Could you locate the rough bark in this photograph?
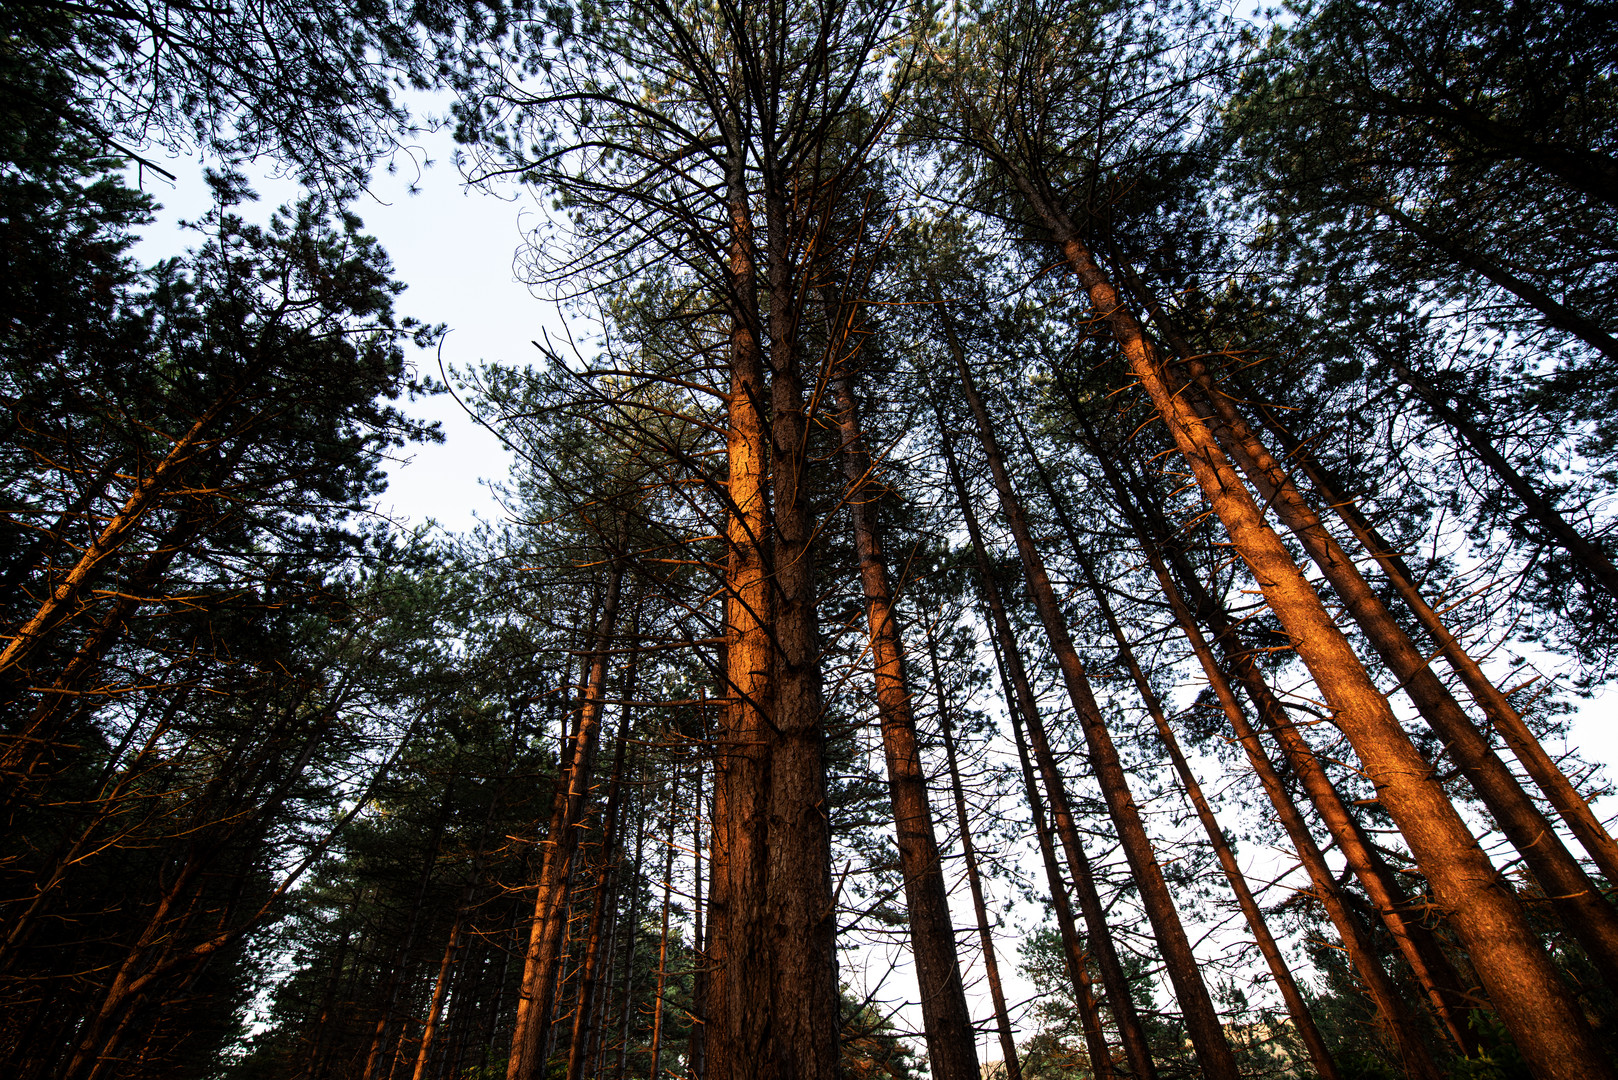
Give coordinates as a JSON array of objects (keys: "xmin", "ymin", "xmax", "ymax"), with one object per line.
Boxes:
[
  {"xmin": 755, "ymin": 185, "xmax": 838, "ymax": 1080},
  {"xmin": 833, "ymin": 372, "xmax": 980, "ymax": 1080},
  {"xmin": 1019, "ymin": 191, "xmax": 1610, "ymax": 1078},
  {"xmin": 715, "ymin": 125, "xmax": 770, "ymax": 1080}
]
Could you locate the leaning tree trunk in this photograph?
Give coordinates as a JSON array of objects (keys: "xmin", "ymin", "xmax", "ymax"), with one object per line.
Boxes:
[
  {"xmin": 932, "ymin": 385, "xmax": 1141, "ymax": 1080},
  {"xmin": 1081, "ymin": 406, "xmax": 1482, "ymax": 1055},
  {"xmin": 508, "ymin": 563, "xmax": 625, "ymax": 1080},
  {"xmin": 1010, "ymin": 417, "xmax": 1340, "ymax": 1080},
  {"xmin": 1168, "ymin": 363, "xmax": 1618, "ymax": 991},
  {"xmin": 832, "ymin": 372, "xmax": 980, "ymax": 1080},
  {"xmin": 939, "ymin": 307, "xmax": 1240, "ymax": 1080},
  {"xmin": 1248, "ymin": 399, "xmax": 1618, "ymax": 888},
  {"xmin": 994, "ymin": 631, "xmax": 1118, "ymax": 1080},
  {"xmin": 999, "ymin": 159, "xmax": 1610, "ymax": 1077}
]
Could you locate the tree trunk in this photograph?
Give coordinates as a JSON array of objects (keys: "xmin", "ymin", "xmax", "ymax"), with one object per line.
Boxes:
[
  {"xmin": 0, "ymin": 390, "xmax": 236, "ymax": 681},
  {"xmin": 508, "ymin": 564, "xmax": 625, "ymax": 1080},
  {"xmin": 939, "ymin": 304, "xmax": 1240, "ymax": 1080},
  {"xmin": 1252, "ymin": 407, "xmax": 1618, "ymax": 887},
  {"xmin": 994, "ymin": 631, "xmax": 1118, "ymax": 1080},
  {"xmin": 1079, "ymin": 402, "xmax": 1483, "ymax": 1054},
  {"xmin": 716, "ymin": 128, "xmax": 772, "ymax": 1080},
  {"xmin": 1169, "ymin": 364, "xmax": 1618, "ymax": 990},
  {"xmin": 832, "ymin": 371, "xmax": 980, "ymax": 1080},
  {"xmin": 921, "ymin": 617, "xmax": 1024, "ymax": 1080},
  {"xmin": 1016, "ymin": 182, "xmax": 1610, "ymax": 1078},
  {"xmin": 756, "ymin": 185, "xmax": 839, "ymax": 1080},
  {"xmin": 1010, "ymin": 415, "xmax": 1341, "ymax": 1080},
  {"xmin": 410, "ymin": 906, "xmax": 465, "ymax": 1080},
  {"xmin": 931, "ymin": 384, "xmax": 1142, "ymax": 1080},
  {"xmin": 688, "ymin": 750, "xmax": 707, "ymax": 1079}
]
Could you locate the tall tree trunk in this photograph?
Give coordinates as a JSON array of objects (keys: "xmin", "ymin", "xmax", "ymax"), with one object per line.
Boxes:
[
  {"xmin": 1167, "ymin": 363, "xmax": 1618, "ymax": 989},
  {"xmin": 757, "ymin": 186, "xmax": 839, "ymax": 1080},
  {"xmin": 701, "ymin": 677, "xmax": 728, "ymax": 1080},
  {"xmin": 716, "ymin": 127, "xmax": 772, "ymax": 1080},
  {"xmin": 832, "ymin": 372, "xmax": 980, "ymax": 1080},
  {"xmin": 1006, "ymin": 173, "xmax": 1609, "ymax": 1077},
  {"xmin": 993, "ymin": 630, "xmax": 1117, "ymax": 1080},
  {"xmin": 938, "ymin": 305, "xmax": 1240, "ymax": 1080},
  {"xmin": 1251, "ymin": 396, "xmax": 1618, "ymax": 886},
  {"xmin": 931, "ymin": 385, "xmax": 1142, "ymax": 1079},
  {"xmin": 410, "ymin": 906, "xmax": 465, "ymax": 1080},
  {"xmin": 921, "ymin": 617, "xmax": 1024, "ymax": 1080},
  {"xmin": 1010, "ymin": 416, "xmax": 1341, "ymax": 1080},
  {"xmin": 1076, "ymin": 401, "xmax": 1483, "ymax": 1053},
  {"xmin": 508, "ymin": 564, "xmax": 625, "ymax": 1080}
]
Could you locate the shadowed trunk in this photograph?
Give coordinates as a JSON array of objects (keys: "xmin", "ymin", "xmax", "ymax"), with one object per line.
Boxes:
[{"xmin": 833, "ymin": 371, "xmax": 980, "ymax": 1080}]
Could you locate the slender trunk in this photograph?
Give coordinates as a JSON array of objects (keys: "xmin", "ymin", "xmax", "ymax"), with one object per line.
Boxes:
[
  {"xmin": 361, "ymin": 812, "xmax": 451, "ymax": 1080},
  {"xmin": 2, "ymin": 505, "xmax": 209, "ymax": 784},
  {"xmin": 832, "ymin": 372, "xmax": 979, "ymax": 1080},
  {"xmin": 1384, "ymin": 357, "xmax": 1618, "ymax": 592},
  {"xmin": 565, "ymin": 722, "xmax": 633, "ymax": 1080},
  {"xmin": 1254, "ymin": 408, "xmax": 1618, "ymax": 885},
  {"xmin": 992, "ymin": 630, "xmax": 1116, "ymax": 1080},
  {"xmin": 648, "ymin": 772, "xmax": 680, "ymax": 1080},
  {"xmin": 688, "ymin": 746, "xmax": 706, "ymax": 1079},
  {"xmin": 615, "ymin": 787, "xmax": 649, "ymax": 1080},
  {"xmin": 938, "ymin": 304, "xmax": 1239, "ymax": 1080},
  {"xmin": 1371, "ymin": 197, "xmax": 1618, "ymax": 365},
  {"xmin": 1169, "ymin": 364, "xmax": 1618, "ymax": 990},
  {"xmin": 410, "ymin": 907, "xmax": 465, "ymax": 1080},
  {"xmin": 1011, "ymin": 416, "xmax": 1340, "ymax": 1080},
  {"xmin": 931, "ymin": 386, "xmax": 1141, "ymax": 1079},
  {"xmin": 508, "ymin": 565, "xmax": 625, "ymax": 1080},
  {"xmin": 0, "ymin": 454, "xmax": 123, "ymax": 596},
  {"xmin": 921, "ymin": 617, "xmax": 1023, "ymax": 1080},
  {"xmin": 701, "ymin": 681, "xmax": 728, "ymax": 1080},
  {"xmin": 0, "ymin": 392, "xmax": 235, "ymax": 681},
  {"xmin": 1023, "ymin": 188, "xmax": 1608, "ymax": 1078}
]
